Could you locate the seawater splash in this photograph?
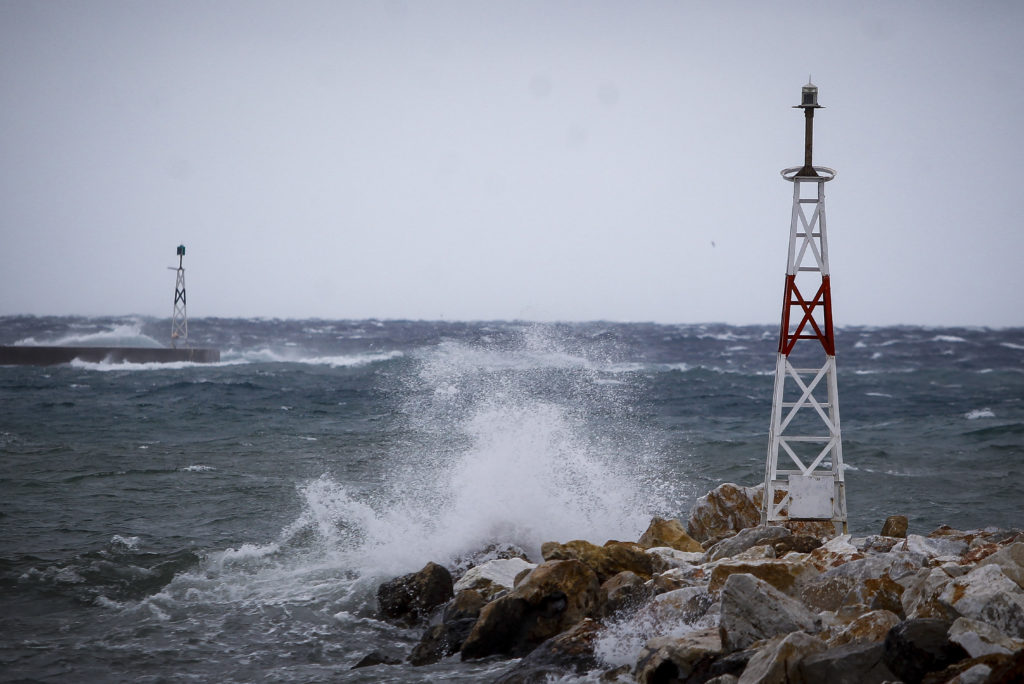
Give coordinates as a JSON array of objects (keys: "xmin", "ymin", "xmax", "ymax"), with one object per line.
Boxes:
[{"xmin": 14, "ymin": 322, "xmax": 165, "ymax": 348}]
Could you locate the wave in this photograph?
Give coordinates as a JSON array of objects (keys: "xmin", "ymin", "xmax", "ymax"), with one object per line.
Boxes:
[{"xmin": 13, "ymin": 323, "xmax": 165, "ymax": 349}]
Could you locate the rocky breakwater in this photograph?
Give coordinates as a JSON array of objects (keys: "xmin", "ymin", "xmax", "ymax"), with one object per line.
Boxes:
[{"xmin": 367, "ymin": 483, "xmax": 1024, "ymax": 683}]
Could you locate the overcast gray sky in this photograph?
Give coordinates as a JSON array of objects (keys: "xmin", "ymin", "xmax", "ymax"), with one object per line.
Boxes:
[{"xmin": 2, "ymin": 1, "xmax": 1021, "ymax": 326}]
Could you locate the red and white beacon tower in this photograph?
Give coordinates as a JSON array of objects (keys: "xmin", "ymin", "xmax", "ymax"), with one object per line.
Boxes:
[{"xmin": 761, "ymin": 81, "xmax": 848, "ymax": 534}]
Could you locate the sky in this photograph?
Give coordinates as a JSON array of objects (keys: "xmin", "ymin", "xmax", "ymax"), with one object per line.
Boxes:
[{"xmin": 1, "ymin": 1, "xmax": 1022, "ymax": 326}]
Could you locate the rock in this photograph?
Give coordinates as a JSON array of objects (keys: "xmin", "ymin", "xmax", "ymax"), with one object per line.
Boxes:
[
  {"xmin": 709, "ymin": 557, "xmax": 820, "ymax": 596},
  {"xmin": 376, "ymin": 561, "xmax": 454, "ymax": 626},
  {"xmin": 453, "ymin": 557, "xmax": 536, "ymax": 601},
  {"xmin": 645, "ymin": 546, "xmax": 705, "ymax": 569},
  {"xmin": 718, "ymin": 573, "xmax": 820, "ymax": 652},
  {"xmin": 939, "ymin": 564, "xmax": 1024, "ymax": 639},
  {"xmin": 828, "ymin": 609, "xmax": 902, "ymax": 647},
  {"xmin": 782, "ymin": 519, "xmax": 839, "ymax": 540},
  {"xmin": 772, "ymin": 535, "xmax": 823, "ymax": 557},
  {"xmin": 648, "ymin": 567, "xmax": 705, "ymax": 595},
  {"xmin": 977, "ymin": 541, "xmax": 1024, "ymax": 590},
  {"xmin": 948, "ymin": 617, "xmax": 1024, "ymax": 657},
  {"xmin": 638, "ymin": 516, "xmax": 704, "ymax": 553},
  {"xmin": 634, "ymin": 628, "xmax": 722, "ymax": 684},
  {"xmin": 943, "ymin": 662, "xmax": 993, "ymax": 684},
  {"xmin": 900, "ymin": 533, "xmax": 969, "ymax": 560},
  {"xmin": 881, "ymin": 515, "xmax": 909, "ymax": 538},
  {"xmin": 460, "ymin": 559, "xmax": 600, "ymax": 660},
  {"xmin": 806, "ymin": 534, "xmax": 864, "ymax": 570},
  {"xmin": 493, "ymin": 618, "xmax": 603, "ymax": 684},
  {"xmin": 882, "ymin": 618, "xmax": 969, "ymax": 684},
  {"xmin": 409, "ymin": 589, "xmax": 485, "ymax": 666},
  {"xmin": 857, "ymin": 535, "xmax": 903, "ymax": 554},
  {"xmin": 687, "ymin": 483, "xmax": 763, "ymax": 544},
  {"xmin": 799, "ymin": 640, "xmax": 897, "ymax": 684},
  {"xmin": 706, "ymin": 676, "xmax": 740, "ymax": 684},
  {"xmin": 800, "ymin": 552, "xmax": 922, "ymax": 613},
  {"xmin": 351, "ymin": 650, "xmax": 402, "ymax": 668},
  {"xmin": 985, "ymin": 648, "xmax": 1024, "ymax": 683},
  {"xmin": 637, "ymin": 586, "xmax": 716, "ymax": 629},
  {"xmin": 598, "ymin": 571, "xmax": 652, "ymax": 619},
  {"xmin": 705, "ymin": 526, "xmax": 792, "ymax": 562},
  {"xmin": 541, "ymin": 539, "xmax": 657, "ymax": 584},
  {"xmin": 902, "ymin": 567, "xmax": 957, "ymax": 620},
  {"xmin": 737, "ymin": 631, "xmax": 825, "ymax": 684}
]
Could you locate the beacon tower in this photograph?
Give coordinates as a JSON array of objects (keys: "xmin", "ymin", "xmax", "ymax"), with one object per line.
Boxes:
[
  {"xmin": 171, "ymin": 245, "xmax": 187, "ymax": 348},
  {"xmin": 761, "ymin": 81, "xmax": 847, "ymax": 534}
]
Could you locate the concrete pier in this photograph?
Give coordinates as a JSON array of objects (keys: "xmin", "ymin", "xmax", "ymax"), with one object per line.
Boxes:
[{"xmin": 0, "ymin": 346, "xmax": 221, "ymax": 366}]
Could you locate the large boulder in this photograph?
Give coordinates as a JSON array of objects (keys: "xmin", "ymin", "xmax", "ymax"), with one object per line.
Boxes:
[
  {"xmin": 880, "ymin": 515, "xmax": 909, "ymax": 538},
  {"xmin": 376, "ymin": 561, "xmax": 454, "ymax": 626},
  {"xmin": 882, "ymin": 618, "xmax": 968, "ymax": 684},
  {"xmin": 737, "ymin": 631, "xmax": 825, "ymax": 684},
  {"xmin": 939, "ymin": 563, "xmax": 1024, "ymax": 639},
  {"xmin": 460, "ymin": 559, "xmax": 600, "ymax": 660},
  {"xmin": 899, "ymin": 533, "xmax": 969, "ymax": 561},
  {"xmin": 638, "ymin": 516, "xmax": 704, "ymax": 552},
  {"xmin": 948, "ymin": 617, "xmax": 1024, "ymax": 658},
  {"xmin": 453, "ymin": 557, "xmax": 536, "ymax": 601},
  {"xmin": 635, "ymin": 586, "xmax": 716, "ymax": 630},
  {"xmin": 493, "ymin": 618, "xmax": 603, "ymax": 684},
  {"xmin": 540, "ymin": 539, "xmax": 658, "ymax": 584},
  {"xmin": 827, "ymin": 609, "xmax": 902, "ymax": 648},
  {"xmin": 687, "ymin": 483, "xmax": 763, "ymax": 544},
  {"xmin": 634, "ymin": 628, "xmax": 722, "ymax": 684},
  {"xmin": 409, "ymin": 589, "xmax": 485, "ymax": 666},
  {"xmin": 977, "ymin": 541, "xmax": 1024, "ymax": 590},
  {"xmin": 704, "ymin": 526, "xmax": 792, "ymax": 562},
  {"xmin": 800, "ymin": 552, "xmax": 922, "ymax": 613},
  {"xmin": 708, "ymin": 558, "xmax": 820, "ymax": 596},
  {"xmin": 797, "ymin": 640, "xmax": 897, "ymax": 684},
  {"xmin": 718, "ymin": 573, "xmax": 820, "ymax": 652},
  {"xmin": 902, "ymin": 567, "xmax": 958, "ymax": 620},
  {"xmin": 598, "ymin": 570, "xmax": 652, "ymax": 619}
]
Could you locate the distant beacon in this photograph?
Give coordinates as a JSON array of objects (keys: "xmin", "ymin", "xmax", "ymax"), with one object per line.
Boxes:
[
  {"xmin": 761, "ymin": 81, "xmax": 848, "ymax": 534},
  {"xmin": 171, "ymin": 244, "xmax": 187, "ymax": 348}
]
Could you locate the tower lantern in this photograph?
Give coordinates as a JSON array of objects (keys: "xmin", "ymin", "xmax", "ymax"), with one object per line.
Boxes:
[
  {"xmin": 171, "ymin": 244, "xmax": 187, "ymax": 348},
  {"xmin": 761, "ymin": 82, "xmax": 848, "ymax": 534}
]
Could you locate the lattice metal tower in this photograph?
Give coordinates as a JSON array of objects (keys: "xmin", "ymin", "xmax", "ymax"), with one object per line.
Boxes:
[
  {"xmin": 171, "ymin": 245, "xmax": 187, "ymax": 348},
  {"xmin": 761, "ymin": 81, "xmax": 848, "ymax": 533}
]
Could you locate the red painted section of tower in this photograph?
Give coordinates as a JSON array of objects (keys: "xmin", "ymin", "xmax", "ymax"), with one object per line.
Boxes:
[{"xmin": 777, "ymin": 275, "xmax": 835, "ymax": 356}]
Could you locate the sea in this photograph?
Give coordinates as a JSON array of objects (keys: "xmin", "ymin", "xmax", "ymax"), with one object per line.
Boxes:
[{"xmin": 1, "ymin": 315, "xmax": 1021, "ymax": 682}]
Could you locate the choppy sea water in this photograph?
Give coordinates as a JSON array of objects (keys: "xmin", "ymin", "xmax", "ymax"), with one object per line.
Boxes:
[{"xmin": 1, "ymin": 316, "xmax": 1021, "ymax": 682}]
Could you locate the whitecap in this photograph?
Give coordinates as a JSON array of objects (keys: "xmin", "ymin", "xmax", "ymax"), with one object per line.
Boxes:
[{"xmin": 965, "ymin": 408, "xmax": 995, "ymax": 420}]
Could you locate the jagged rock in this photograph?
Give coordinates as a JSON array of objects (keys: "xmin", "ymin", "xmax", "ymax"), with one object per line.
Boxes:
[
  {"xmin": 882, "ymin": 618, "xmax": 968, "ymax": 684},
  {"xmin": 977, "ymin": 541, "xmax": 1024, "ymax": 590},
  {"xmin": 635, "ymin": 586, "xmax": 716, "ymax": 629},
  {"xmin": 638, "ymin": 516, "xmax": 704, "ymax": 553},
  {"xmin": 634, "ymin": 627, "xmax": 722, "ymax": 684},
  {"xmin": 939, "ymin": 564, "xmax": 1024, "ymax": 639},
  {"xmin": 687, "ymin": 483, "xmax": 764, "ymax": 544},
  {"xmin": 453, "ymin": 557, "xmax": 536, "ymax": 601},
  {"xmin": 351, "ymin": 650, "xmax": 402, "ymax": 668},
  {"xmin": 881, "ymin": 515, "xmax": 909, "ymax": 538},
  {"xmin": 376, "ymin": 561, "xmax": 454, "ymax": 626},
  {"xmin": 828, "ymin": 609, "xmax": 902, "ymax": 647},
  {"xmin": 460, "ymin": 559, "xmax": 600, "ymax": 660},
  {"xmin": 648, "ymin": 567, "xmax": 705, "ymax": 595},
  {"xmin": 772, "ymin": 535, "xmax": 823, "ymax": 557},
  {"xmin": 985, "ymin": 648, "xmax": 1024, "ymax": 683},
  {"xmin": 806, "ymin": 534, "xmax": 865, "ymax": 570},
  {"xmin": 737, "ymin": 631, "xmax": 825, "ymax": 684},
  {"xmin": 409, "ymin": 589, "xmax": 485, "ymax": 666},
  {"xmin": 800, "ymin": 552, "xmax": 922, "ymax": 613},
  {"xmin": 718, "ymin": 573, "xmax": 820, "ymax": 652},
  {"xmin": 541, "ymin": 539, "xmax": 657, "ymax": 584},
  {"xmin": 942, "ymin": 662, "xmax": 993, "ymax": 684},
  {"xmin": 709, "ymin": 558, "xmax": 820, "ymax": 596},
  {"xmin": 902, "ymin": 567, "xmax": 957, "ymax": 620},
  {"xmin": 493, "ymin": 618, "xmax": 603, "ymax": 684},
  {"xmin": 948, "ymin": 617, "xmax": 1024, "ymax": 657},
  {"xmin": 705, "ymin": 525, "xmax": 791, "ymax": 562},
  {"xmin": 598, "ymin": 571, "xmax": 652, "ymax": 619},
  {"xmin": 798, "ymin": 639, "xmax": 897, "ymax": 684},
  {"xmin": 857, "ymin": 535, "xmax": 903, "ymax": 554},
  {"xmin": 899, "ymin": 533, "xmax": 969, "ymax": 560},
  {"xmin": 645, "ymin": 546, "xmax": 705, "ymax": 569},
  {"xmin": 706, "ymin": 676, "xmax": 740, "ymax": 684}
]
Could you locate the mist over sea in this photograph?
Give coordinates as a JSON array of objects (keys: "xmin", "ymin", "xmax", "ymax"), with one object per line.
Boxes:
[{"xmin": 1, "ymin": 316, "xmax": 1021, "ymax": 682}]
